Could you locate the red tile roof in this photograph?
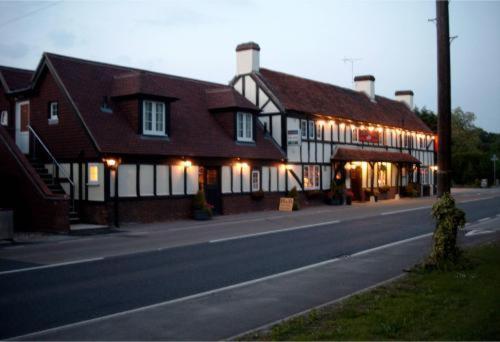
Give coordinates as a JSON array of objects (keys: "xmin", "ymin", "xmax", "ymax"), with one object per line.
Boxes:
[
  {"xmin": 205, "ymin": 88, "xmax": 258, "ymax": 112},
  {"xmin": 258, "ymin": 68, "xmax": 432, "ymax": 133},
  {"xmin": 44, "ymin": 53, "xmax": 284, "ymax": 160},
  {"xmin": 332, "ymin": 147, "xmax": 421, "ymax": 164},
  {"xmin": 0, "ymin": 65, "xmax": 33, "ymax": 92}
]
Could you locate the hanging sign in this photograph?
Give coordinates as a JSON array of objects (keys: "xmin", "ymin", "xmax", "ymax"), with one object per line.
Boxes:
[
  {"xmin": 287, "ymin": 129, "xmax": 300, "ymax": 145},
  {"xmin": 359, "ymin": 129, "xmax": 380, "ymax": 144}
]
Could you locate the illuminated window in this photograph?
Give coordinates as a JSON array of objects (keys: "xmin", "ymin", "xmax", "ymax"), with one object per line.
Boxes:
[
  {"xmin": 49, "ymin": 102, "xmax": 59, "ymax": 122},
  {"xmin": 88, "ymin": 164, "xmax": 99, "ymax": 184},
  {"xmin": 303, "ymin": 165, "xmax": 320, "ymax": 190},
  {"xmin": 377, "ymin": 163, "xmax": 387, "ymax": 187}
]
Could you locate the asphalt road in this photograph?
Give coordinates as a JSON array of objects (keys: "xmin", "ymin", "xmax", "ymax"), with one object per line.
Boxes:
[{"xmin": 1, "ymin": 196, "xmax": 499, "ymax": 339}]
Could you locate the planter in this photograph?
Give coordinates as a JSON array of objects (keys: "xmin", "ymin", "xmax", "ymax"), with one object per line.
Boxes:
[{"xmin": 193, "ymin": 209, "xmax": 212, "ymax": 221}]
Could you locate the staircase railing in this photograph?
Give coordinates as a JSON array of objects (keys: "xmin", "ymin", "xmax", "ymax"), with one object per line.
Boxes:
[{"xmin": 27, "ymin": 125, "xmax": 75, "ymax": 209}]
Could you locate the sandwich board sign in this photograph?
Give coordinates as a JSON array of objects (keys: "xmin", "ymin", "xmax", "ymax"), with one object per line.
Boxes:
[{"xmin": 279, "ymin": 197, "xmax": 294, "ymax": 212}]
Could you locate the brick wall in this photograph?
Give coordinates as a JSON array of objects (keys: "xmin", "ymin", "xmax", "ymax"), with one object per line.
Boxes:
[{"xmin": 29, "ymin": 68, "xmax": 98, "ymax": 160}]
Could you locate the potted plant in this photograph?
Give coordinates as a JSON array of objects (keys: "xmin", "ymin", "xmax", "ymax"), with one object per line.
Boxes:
[
  {"xmin": 378, "ymin": 185, "xmax": 390, "ymax": 200},
  {"xmin": 251, "ymin": 190, "xmax": 265, "ymax": 201},
  {"xmin": 287, "ymin": 186, "xmax": 300, "ymax": 210},
  {"xmin": 192, "ymin": 190, "xmax": 213, "ymax": 220},
  {"xmin": 345, "ymin": 189, "xmax": 354, "ymax": 205}
]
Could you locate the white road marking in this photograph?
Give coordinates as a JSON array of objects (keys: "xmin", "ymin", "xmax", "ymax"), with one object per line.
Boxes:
[
  {"xmin": 209, "ymin": 220, "xmax": 341, "ymax": 243},
  {"xmin": 380, "ymin": 206, "xmax": 431, "ymax": 216},
  {"xmin": 478, "ymin": 217, "xmax": 491, "ymax": 223},
  {"xmin": 10, "ymin": 232, "xmax": 432, "ymax": 341},
  {"xmin": 0, "ymin": 257, "xmax": 104, "ymax": 276},
  {"xmin": 465, "ymin": 229, "xmax": 494, "ymax": 237},
  {"xmin": 460, "ymin": 196, "xmax": 495, "ymax": 203}
]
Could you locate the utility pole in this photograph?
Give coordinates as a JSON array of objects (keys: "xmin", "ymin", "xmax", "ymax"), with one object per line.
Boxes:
[
  {"xmin": 436, "ymin": 0, "xmax": 452, "ymax": 196},
  {"xmin": 492, "ymin": 154, "xmax": 498, "ymax": 186}
]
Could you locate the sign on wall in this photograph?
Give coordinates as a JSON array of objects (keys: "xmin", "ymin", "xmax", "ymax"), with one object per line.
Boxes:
[
  {"xmin": 287, "ymin": 129, "xmax": 300, "ymax": 145},
  {"xmin": 359, "ymin": 129, "xmax": 379, "ymax": 144}
]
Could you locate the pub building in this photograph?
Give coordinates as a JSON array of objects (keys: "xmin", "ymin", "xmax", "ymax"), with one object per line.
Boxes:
[{"xmin": 0, "ymin": 43, "xmax": 436, "ymax": 231}]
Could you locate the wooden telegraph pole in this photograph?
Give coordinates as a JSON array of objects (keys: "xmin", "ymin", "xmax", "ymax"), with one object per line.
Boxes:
[{"xmin": 436, "ymin": 0, "xmax": 452, "ymax": 196}]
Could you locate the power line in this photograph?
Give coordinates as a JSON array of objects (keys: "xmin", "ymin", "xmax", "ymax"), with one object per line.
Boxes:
[{"xmin": 0, "ymin": 1, "xmax": 61, "ymax": 30}]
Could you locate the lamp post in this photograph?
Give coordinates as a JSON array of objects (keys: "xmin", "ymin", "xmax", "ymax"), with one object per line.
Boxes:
[{"xmin": 103, "ymin": 157, "xmax": 121, "ymax": 227}]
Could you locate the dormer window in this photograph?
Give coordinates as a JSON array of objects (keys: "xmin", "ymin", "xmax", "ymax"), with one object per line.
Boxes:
[
  {"xmin": 48, "ymin": 102, "xmax": 59, "ymax": 124},
  {"xmin": 236, "ymin": 112, "xmax": 253, "ymax": 142},
  {"xmin": 143, "ymin": 100, "xmax": 165, "ymax": 136}
]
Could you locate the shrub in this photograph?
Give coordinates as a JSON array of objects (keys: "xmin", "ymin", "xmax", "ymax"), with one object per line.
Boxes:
[
  {"xmin": 287, "ymin": 186, "xmax": 300, "ymax": 210},
  {"xmin": 378, "ymin": 185, "xmax": 391, "ymax": 194},
  {"xmin": 405, "ymin": 182, "xmax": 419, "ymax": 197},
  {"xmin": 426, "ymin": 193, "xmax": 466, "ymax": 269},
  {"xmin": 192, "ymin": 190, "xmax": 213, "ymax": 217}
]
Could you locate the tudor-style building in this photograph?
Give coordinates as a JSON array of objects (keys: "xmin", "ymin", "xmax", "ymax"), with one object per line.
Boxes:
[
  {"xmin": 231, "ymin": 42, "xmax": 436, "ymax": 202},
  {"xmin": 0, "ymin": 53, "xmax": 288, "ymax": 231},
  {"xmin": 0, "ymin": 44, "xmax": 436, "ymax": 232}
]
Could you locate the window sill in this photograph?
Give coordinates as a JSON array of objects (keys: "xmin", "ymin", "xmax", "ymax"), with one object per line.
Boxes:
[
  {"xmin": 48, "ymin": 118, "xmax": 59, "ymax": 125},
  {"xmin": 87, "ymin": 182, "xmax": 100, "ymax": 187}
]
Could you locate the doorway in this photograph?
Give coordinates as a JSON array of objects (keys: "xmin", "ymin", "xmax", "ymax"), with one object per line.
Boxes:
[
  {"xmin": 198, "ymin": 166, "xmax": 222, "ymax": 214},
  {"xmin": 350, "ymin": 167, "xmax": 363, "ymax": 201},
  {"xmin": 15, "ymin": 101, "xmax": 30, "ymax": 154}
]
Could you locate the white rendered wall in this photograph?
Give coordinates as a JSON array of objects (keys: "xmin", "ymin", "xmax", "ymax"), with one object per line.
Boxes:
[
  {"xmin": 140, "ymin": 165, "xmax": 154, "ymax": 196},
  {"xmin": 272, "ymin": 115, "xmax": 282, "ymax": 146},
  {"xmin": 186, "ymin": 166, "xmax": 199, "ymax": 195},
  {"xmin": 262, "ymin": 166, "xmax": 270, "ymax": 191},
  {"xmin": 87, "ymin": 163, "xmax": 104, "ymax": 201},
  {"xmin": 278, "ymin": 166, "xmax": 286, "ymax": 191},
  {"xmin": 270, "ymin": 167, "xmax": 278, "ymax": 191},
  {"xmin": 322, "ymin": 165, "xmax": 331, "ymax": 190},
  {"xmin": 232, "ymin": 165, "xmax": 241, "ymax": 192},
  {"xmin": 118, "ymin": 164, "xmax": 137, "ymax": 197},
  {"xmin": 244, "ymin": 76, "xmax": 257, "ymax": 104},
  {"xmin": 171, "ymin": 165, "xmax": 184, "ymax": 195},
  {"xmin": 221, "ymin": 166, "xmax": 231, "ymax": 193},
  {"xmin": 355, "ymin": 80, "xmax": 375, "ymax": 100},
  {"xmin": 156, "ymin": 165, "xmax": 169, "ymax": 196}
]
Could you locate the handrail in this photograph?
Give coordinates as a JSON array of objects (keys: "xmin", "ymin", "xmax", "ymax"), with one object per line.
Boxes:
[{"xmin": 27, "ymin": 125, "xmax": 75, "ymax": 187}]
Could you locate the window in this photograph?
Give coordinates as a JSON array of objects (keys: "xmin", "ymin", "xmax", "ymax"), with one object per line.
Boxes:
[
  {"xmin": 308, "ymin": 121, "xmax": 315, "ymax": 139},
  {"xmin": 303, "ymin": 165, "xmax": 320, "ymax": 190},
  {"xmin": 316, "ymin": 123, "xmax": 322, "ymax": 140},
  {"xmin": 377, "ymin": 163, "xmax": 387, "ymax": 187},
  {"xmin": 0, "ymin": 110, "xmax": 7, "ymax": 126},
  {"xmin": 143, "ymin": 100, "xmax": 166, "ymax": 136},
  {"xmin": 301, "ymin": 120, "xmax": 307, "ymax": 139},
  {"xmin": 237, "ymin": 112, "xmax": 253, "ymax": 142},
  {"xmin": 251, "ymin": 170, "xmax": 260, "ymax": 191},
  {"xmin": 351, "ymin": 127, "xmax": 359, "ymax": 143},
  {"xmin": 49, "ymin": 102, "xmax": 59, "ymax": 122},
  {"xmin": 88, "ymin": 164, "xmax": 99, "ymax": 185}
]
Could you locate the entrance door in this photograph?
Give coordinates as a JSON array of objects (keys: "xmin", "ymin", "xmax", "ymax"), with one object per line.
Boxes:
[
  {"xmin": 15, "ymin": 101, "xmax": 30, "ymax": 154},
  {"xmin": 350, "ymin": 167, "xmax": 363, "ymax": 201},
  {"xmin": 199, "ymin": 166, "xmax": 222, "ymax": 214}
]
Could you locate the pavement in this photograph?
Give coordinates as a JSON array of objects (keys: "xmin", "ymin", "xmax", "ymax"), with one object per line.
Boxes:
[{"xmin": 0, "ymin": 187, "xmax": 499, "ymax": 340}]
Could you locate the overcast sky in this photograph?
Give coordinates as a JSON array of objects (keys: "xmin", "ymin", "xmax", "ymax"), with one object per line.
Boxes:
[{"xmin": 0, "ymin": 0, "xmax": 499, "ymax": 132}]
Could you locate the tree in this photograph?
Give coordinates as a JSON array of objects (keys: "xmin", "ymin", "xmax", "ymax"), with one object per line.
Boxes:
[{"xmin": 415, "ymin": 106, "xmax": 438, "ymax": 133}]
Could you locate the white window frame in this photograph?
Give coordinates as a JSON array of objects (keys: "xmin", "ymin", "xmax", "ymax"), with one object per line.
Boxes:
[
  {"xmin": 49, "ymin": 102, "xmax": 59, "ymax": 123},
  {"xmin": 251, "ymin": 169, "xmax": 260, "ymax": 191},
  {"xmin": 301, "ymin": 120, "xmax": 307, "ymax": 139},
  {"xmin": 308, "ymin": 121, "xmax": 315, "ymax": 140},
  {"xmin": 303, "ymin": 165, "xmax": 320, "ymax": 190},
  {"xmin": 236, "ymin": 112, "xmax": 253, "ymax": 142},
  {"xmin": 143, "ymin": 100, "xmax": 166, "ymax": 136},
  {"xmin": 316, "ymin": 123, "xmax": 322, "ymax": 140},
  {"xmin": 0, "ymin": 110, "xmax": 7, "ymax": 126}
]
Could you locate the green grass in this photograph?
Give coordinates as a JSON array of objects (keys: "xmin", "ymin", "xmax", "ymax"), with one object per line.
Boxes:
[{"xmin": 245, "ymin": 243, "xmax": 500, "ymax": 341}]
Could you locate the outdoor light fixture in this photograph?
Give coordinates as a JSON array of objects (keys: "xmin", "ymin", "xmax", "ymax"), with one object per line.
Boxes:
[
  {"xmin": 329, "ymin": 120, "xmax": 335, "ymax": 126},
  {"xmin": 103, "ymin": 157, "xmax": 121, "ymax": 170},
  {"xmin": 340, "ymin": 123, "xmax": 346, "ymax": 128},
  {"xmin": 317, "ymin": 120, "xmax": 325, "ymax": 126},
  {"xmin": 344, "ymin": 163, "xmax": 352, "ymax": 170},
  {"xmin": 377, "ymin": 127, "xmax": 383, "ymax": 133},
  {"xmin": 182, "ymin": 160, "xmax": 192, "ymax": 168},
  {"xmin": 286, "ymin": 164, "xmax": 293, "ymax": 170},
  {"xmin": 368, "ymin": 126, "xmax": 374, "ymax": 132}
]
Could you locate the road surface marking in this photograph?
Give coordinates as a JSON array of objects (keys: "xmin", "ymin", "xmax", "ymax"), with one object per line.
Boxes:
[
  {"xmin": 0, "ymin": 257, "xmax": 104, "ymax": 276},
  {"xmin": 209, "ymin": 220, "xmax": 341, "ymax": 243},
  {"xmin": 10, "ymin": 232, "xmax": 433, "ymax": 341},
  {"xmin": 478, "ymin": 217, "xmax": 491, "ymax": 223},
  {"xmin": 465, "ymin": 229, "xmax": 494, "ymax": 237},
  {"xmin": 380, "ymin": 206, "xmax": 431, "ymax": 216},
  {"xmin": 460, "ymin": 196, "xmax": 495, "ymax": 203}
]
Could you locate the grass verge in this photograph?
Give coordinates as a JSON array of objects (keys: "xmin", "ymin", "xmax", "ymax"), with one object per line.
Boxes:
[{"xmin": 243, "ymin": 242, "xmax": 500, "ymax": 341}]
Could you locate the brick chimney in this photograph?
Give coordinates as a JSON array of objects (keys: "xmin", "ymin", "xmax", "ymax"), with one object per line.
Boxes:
[
  {"xmin": 354, "ymin": 75, "xmax": 375, "ymax": 101},
  {"xmin": 236, "ymin": 42, "xmax": 260, "ymax": 75},
  {"xmin": 395, "ymin": 90, "xmax": 414, "ymax": 109}
]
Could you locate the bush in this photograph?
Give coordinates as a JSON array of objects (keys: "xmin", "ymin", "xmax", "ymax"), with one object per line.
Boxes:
[
  {"xmin": 192, "ymin": 190, "xmax": 213, "ymax": 218},
  {"xmin": 405, "ymin": 182, "xmax": 419, "ymax": 197},
  {"xmin": 426, "ymin": 193, "xmax": 466, "ymax": 269},
  {"xmin": 378, "ymin": 185, "xmax": 391, "ymax": 194},
  {"xmin": 287, "ymin": 186, "xmax": 300, "ymax": 210}
]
